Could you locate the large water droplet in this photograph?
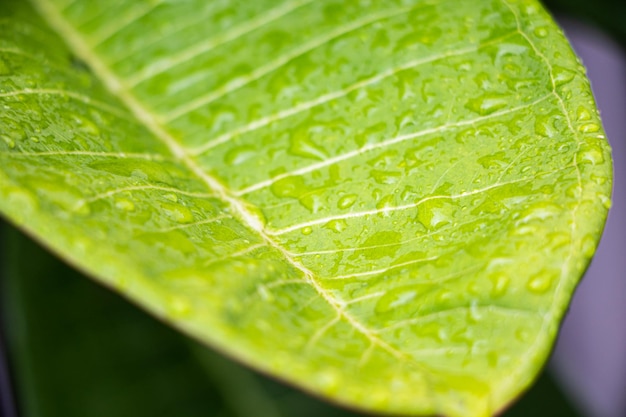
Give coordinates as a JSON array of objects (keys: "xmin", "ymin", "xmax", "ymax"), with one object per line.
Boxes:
[
  {"xmin": 115, "ymin": 198, "xmax": 135, "ymax": 212},
  {"xmin": 337, "ymin": 194, "xmax": 357, "ymax": 209},
  {"xmin": 552, "ymin": 66, "xmax": 576, "ymax": 87},
  {"xmin": 224, "ymin": 145, "xmax": 256, "ymax": 165},
  {"xmin": 324, "ymin": 219, "xmax": 347, "ymax": 233},
  {"xmin": 578, "ymin": 123, "xmax": 600, "ymax": 133},
  {"xmin": 576, "ymin": 144, "xmax": 605, "ymax": 165},
  {"xmin": 465, "ymin": 94, "xmax": 508, "ymax": 115},
  {"xmin": 488, "ymin": 273, "xmax": 509, "ymax": 298},
  {"xmin": 289, "ymin": 132, "xmax": 328, "ymax": 160}
]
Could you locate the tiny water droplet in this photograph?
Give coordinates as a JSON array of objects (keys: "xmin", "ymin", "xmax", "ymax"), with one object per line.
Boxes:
[
  {"xmin": 168, "ymin": 297, "xmax": 192, "ymax": 317},
  {"xmin": 164, "ymin": 193, "xmax": 178, "ymax": 202},
  {"xmin": 301, "ymin": 226, "xmax": 313, "ymax": 235},
  {"xmin": 115, "ymin": 198, "xmax": 135, "ymax": 211},
  {"xmin": 576, "ymin": 107, "xmax": 592, "ymax": 121},
  {"xmin": 533, "ymin": 27, "xmax": 548, "ymax": 38},
  {"xmin": 581, "ymin": 234, "xmax": 596, "ymax": 257},
  {"xmin": 289, "ymin": 133, "xmax": 328, "ymax": 160},
  {"xmin": 324, "ymin": 219, "xmax": 347, "ymax": 233}
]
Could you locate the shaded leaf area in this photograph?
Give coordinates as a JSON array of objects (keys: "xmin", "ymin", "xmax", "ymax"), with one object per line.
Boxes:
[
  {"xmin": 0, "ymin": 224, "xmax": 582, "ymax": 417},
  {"xmin": 0, "ymin": 0, "xmax": 611, "ymax": 416}
]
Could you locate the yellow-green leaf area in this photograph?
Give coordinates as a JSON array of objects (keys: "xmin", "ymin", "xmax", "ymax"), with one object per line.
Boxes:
[{"xmin": 0, "ymin": 0, "xmax": 612, "ymax": 416}]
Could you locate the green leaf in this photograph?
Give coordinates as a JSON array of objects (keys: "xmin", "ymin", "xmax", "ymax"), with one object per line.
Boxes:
[
  {"xmin": 0, "ymin": 223, "xmax": 583, "ymax": 417},
  {"xmin": 0, "ymin": 0, "xmax": 611, "ymax": 416}
]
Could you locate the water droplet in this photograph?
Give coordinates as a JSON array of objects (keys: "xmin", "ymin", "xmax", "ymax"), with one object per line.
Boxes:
[
  {"xmin": 376, "ymin": 194, "xmax": 394, "ymax": 215},
  {"xmin": 375, "ymin": 288, "xmax": 417, "ymax": 313},
  {"xmin": 526, "ymin": 270, "xmax": 556, "ymax": 294},
  {"xmin": 581, "ymin": 234, "xmax": 596, "ymax": 257},
  {"xmin": 337, "ymin": 194, "xmax": 357, "ymax": 209},
  {"xmin": 534, "ymin": 114, "xmax": 557, "ymax": 137},
  {"xmin": 1, "ymin": 135, "xmax": 15, "ymax": 149},
  {"xmin": 71, "ymin": 113, "xmax": 100, "ymax": 135},
  {"xmin": 315, "ymin": 369, "xmax": 340, "ymax": 394},
  {"xmin": 576, "ymin": 144, "xmax": 605, "ymax": 165},
  {"xmin": 289, "ymin": 132, "xmax": 328, "ymax": 160},
  {"xmin": 301, "ymin": 226, "xmax": 313, "ymax": 235},
  {"xmin": 224, "ymin": 145, "xmax": 256, "ymax": 165},
  {"xmin": 161, "ymin": 202, "xmax": 194, "ymax": 224},
  {"xmin": 115, "ymin": 198, "xmax": 135, "ymax": 211},
  {"xmin": 578, "ymin": 123, "xmax": 600, "ymax": 133},
  {"xmin": 516, "ymin": 202, "xmax": 560, "ymax": 225},
  {"xmin": 469, "ymin": 300, "xmax": 483, "ymax": 322},
  {"xmin": 163, "ymin": 193, "xmax": 178, "ymax": 202},
  {"xmin": 324, "ymin": 219, "xmax": 347, "ymax": 233},
  {"xmin": 465, "ymin": 94, "xmax": 508, "ymax": 115},
  {"xmin": 552, "ymin": 66, "xmax": 576, "ymax": 87},
  {"xmin": 270, "ymin": 176, "xmax": 309, "ymax": 198},
  {"xmin": 488, "ymin": 273, "xmax": 510, "ymax": 297},
  {"xmin": 533, "ymin": 27, "xmax": 548, "ymax": 38},
  {"xmin": 417, "ymin": 199, "xmax": 450, "ymax": 230},
  {"xmin": 299, "ymin": 192, "xmax": 326, "ymax": 213},
  {"xmin": 168, "ymin": 297, "xmax": 192, "ymax": 317},
  {"xmin": 515, "ymin": 327, "xmax": 531, "ymax": 342},
  {"xmin": 370, "ymin": 169, "xmax": 401, "ymax": 185},
  {"xmin": 576, "ymin": 107, "xmax": 592, "ymax": 121}
]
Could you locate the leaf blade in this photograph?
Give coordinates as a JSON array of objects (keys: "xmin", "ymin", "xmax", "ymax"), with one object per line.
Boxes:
[{"xmin": 0, "ymin": 0, "xmax": 612, "ymax": 416}]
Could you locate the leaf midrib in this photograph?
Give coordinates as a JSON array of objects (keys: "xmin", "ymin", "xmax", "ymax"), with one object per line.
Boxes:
[{"xmin": 31, "ymin": 0, "xmax": 411, "ymax": 365}]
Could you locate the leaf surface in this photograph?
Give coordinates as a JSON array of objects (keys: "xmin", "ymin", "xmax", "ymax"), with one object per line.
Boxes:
[{"xmin": 0, "ymin": 0, "xmax": 611, "ymax": 416}]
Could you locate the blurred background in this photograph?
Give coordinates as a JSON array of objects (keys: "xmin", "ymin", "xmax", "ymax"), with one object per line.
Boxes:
[{"xmin": 1, "ymin": 1, "xmax": 625, "ymax": 416}]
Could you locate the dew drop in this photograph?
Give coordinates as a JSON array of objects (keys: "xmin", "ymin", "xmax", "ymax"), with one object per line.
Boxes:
[
  {"xmin": 168, "ymin": 297, "xmax": 192, "ymax": 317},
  {"xmin": 71, "ymin": 113, "xmax": 100, "ymax": 135},
  {"xmin": 301, "ymin": 226, "xmax": 313, "ymax": 235},
  {"xmin": 552, "ymin": 66, "xmax": 576, "ymax": 87},
  {"xmin": 533, "ymin": 27, "xmax": 548, "ymax": 38},
  {"xmin": 526, "ymin": 270, "xmax": 556, "ymax": 294},
  {"xmin": 576, "ymin": 107, "xmax": 592, "ymax": 121},
  {"xmin": 465, "ymin": 95, "xmax": 508, "ymax": 115},
  {"xmin": 224, "ymin": 145, "xmax": 256, "ymax": 165},
  {"xmin": 315, "ymin": 369, "xmax": 340, "ymax": 394},
  {"xmin": 581, "ymin": 233, "xmax": 596, "ymax": 257},
  {"xmin": 324, "ymin": 219, "xmax": 347, "ymax": 233},
  {"xmin": 289, "ymin": 133, "xmax": 328, "ymax": 160},
  {"xmin": 576, "ymin": 145, "xmax": 605, "ymax": 165},
  {"xmin": 578, "ymin": 123, "xmax": 600, "ymax": 133},
  {"xmin": 515, "ymin": 327, "xmax": 531, "ymax": 343},
  {"xmin": 161, "ymin": 202, "xmax": 194, "ymax": 224},
  {"xmin": 163, "ymin": 193, "xmax": 178, "ymax": 202},
  {"xmin": 270, "ymin": 176, "xmax": 308, "ymax": 198},
  {"xmin": 337, "ymin": 194, "xmax": 357, "ymax": 209},
  {"xmin": 1, "ymin": 134, "xmax": 15, "ymax": 149},
  {"xmin": 488, "ymin": 273, "xmax": 510, "ymax": 297},
  {"xmin": 115, "ymin": 198, "xmax": 135, "ymax": 212}
]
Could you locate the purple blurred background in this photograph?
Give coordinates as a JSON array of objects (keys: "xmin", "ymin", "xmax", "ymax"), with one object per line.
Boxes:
[{"xmin": 551, "ymin": 17, "xmax": 626, "ymax": 417}]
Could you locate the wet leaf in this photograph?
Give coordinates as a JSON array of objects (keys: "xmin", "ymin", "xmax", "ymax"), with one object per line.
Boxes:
[{"xmin": 0, "ymin": 1, "xmax": 611, "ymax": 416}]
